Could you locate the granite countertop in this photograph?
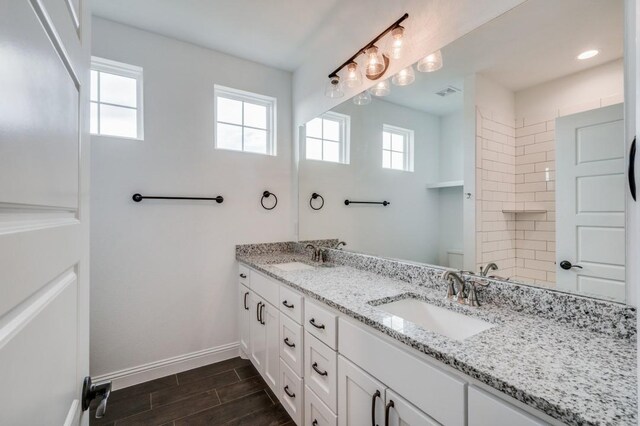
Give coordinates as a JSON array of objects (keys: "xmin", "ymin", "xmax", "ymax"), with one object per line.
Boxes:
[{"xmin": 237, "ymin": 250, "xmax": 637, "ymax": 426}]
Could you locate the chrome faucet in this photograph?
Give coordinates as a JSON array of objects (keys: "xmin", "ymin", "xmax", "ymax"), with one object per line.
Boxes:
[
  {"xmin": 480, "ymin": 262, "xmax": 498, "ymax": 277},
  {"xmin": 333, "ymin": 241, "xmax": 347, "ymax": 250},
  {"xmin": 441, "ymin": 270, "xmax": 466, "ymax": 304},
  {"xmin": 305, "ymin": 244, "xmax": 320, "ymax": 262}
]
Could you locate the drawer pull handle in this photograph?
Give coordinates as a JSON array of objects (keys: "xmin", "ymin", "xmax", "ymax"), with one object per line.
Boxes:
[
  {"xmin": 243, "ymin": 292, "xmax": 249, "ymax": 310},
  {"xmin": 372, "ymin": 389, "xmax": 381, "ymax": 426},
  {"xmin": 312, "ymin": 421, "xmax": 318, "ymax": 426},
  {"xmin": 312, "ymin": 362, "xmax": 328, "ymax": 376},
  {"xmin": 284, "ymin": 385, "xmax": 295, "ymax": 398},
  {"xmin": 259, "ymin": 304, "xmax": 265, "ymax": 325},
  {"xmin": 309, "ymin": 318, "xmax": 325, "ymax": 329},
  {"xmin": 282, "ymin": 300, "xmax": 294, "ymax": 309},
  {"xmin": 256, "ymin": 302, "xmax": 262, "ymax": 323},
  {"xmin": 384, "ymin": 400, "xmax": 395, "ymax": 426},
  {"xmin": 284, "ymin": 337, "xmax": 295, "ymax": 348},
  {"xmin": 240, "ymin": 273, "xmax": 247, "ymax": 279}
]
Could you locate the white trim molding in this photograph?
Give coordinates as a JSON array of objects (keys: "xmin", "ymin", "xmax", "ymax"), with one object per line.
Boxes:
[{"xmin": 92, "ymin": 342, "xmax": 240, "ymax": 391}]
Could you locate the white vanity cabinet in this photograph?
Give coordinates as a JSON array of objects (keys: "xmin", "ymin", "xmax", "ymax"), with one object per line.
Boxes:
[{"xmin": 238, "ymin": 264, "xmax": 555, "ymax": 426}]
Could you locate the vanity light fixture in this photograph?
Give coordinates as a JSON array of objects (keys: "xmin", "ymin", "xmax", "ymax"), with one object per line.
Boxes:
[
  {"xmin": 387, "ymin": 26, "xmax": 407, "ymax": 60},
  {"xmin": 392, "ymin": 64, "xmax": 415, "ymax": 86},
  {"xmin": 369, "ymin": 79, "xmax": 390, "ymax": 97},
  {"xmin": 324, "ymin": 75, "xmax": 344, "ymax": 98},
  {"xmin": 344, "ymin": 62, "xmax": 363, "ymax": 88},
  {"xmin": 577, "ymin": 49, "xmax": 599, "ymax": 60},
  {"xmin": 325, "ymin": 13, "xmax": 409, "ymax": 97},
  {"xmin": 417, "ymin": 49, "xmax": 443, "ymax": 72},
  {"xmin": 353, "ymin": 90, "xmax": 372, "ymax": 105}
]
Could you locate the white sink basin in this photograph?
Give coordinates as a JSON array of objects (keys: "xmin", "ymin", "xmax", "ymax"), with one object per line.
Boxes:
[
  {"xmin": 377, "ymin": 298, "xmax": 494, "ymax": 341},
  {"xmin": 272, "ymin": 262, "xmax": 315, "ymax": 272}
]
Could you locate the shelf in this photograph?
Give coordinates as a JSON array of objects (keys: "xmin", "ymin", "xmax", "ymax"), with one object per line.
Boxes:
[
  {"xmin": 426, "ymin": 180, "xmax": 464, "ymax": 189},
  {"xmin": 502, "ymin": 209, "xmax": 547, "ymax": 214}
]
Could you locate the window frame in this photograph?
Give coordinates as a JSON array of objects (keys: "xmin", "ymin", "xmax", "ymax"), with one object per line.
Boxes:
[
  {"xmin": 90, "ymin": 56, "xmax": 144, "ymax": 140},
  {"xmin": 213, "ymin": 85, "xmax": 277, "ymax": 156},
  {"xmin": 382, "ymin": 124, "xmax": 414, "ymax": 172},
  {"xmin": 305, "ymin": 111, "xmax": 351, "ymax": 164}
]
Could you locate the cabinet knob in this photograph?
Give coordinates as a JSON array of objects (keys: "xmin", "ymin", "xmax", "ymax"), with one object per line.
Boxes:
[
  {"xmin": 240, "ymin": 273, "xmax": 247, "ymax": 279},
  {"xmin": 284, "ymin": 385, "xmax": 295, "ymax": 398},
  {"xmin": 309, "ymin": 318, "xmax": 325, "ymax": 329},
  {"xmin": 312, "ymin": 362, "xmax": 328, "ymax": 376}
]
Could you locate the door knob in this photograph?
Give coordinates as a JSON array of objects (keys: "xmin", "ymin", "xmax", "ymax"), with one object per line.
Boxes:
[
  {"xmin": 81, "ymin": 377, "xmax": 111, "ymax": 418},
  {"xmin": 560, "ymin": 260, "xmax": 583, "ymax": 270}
]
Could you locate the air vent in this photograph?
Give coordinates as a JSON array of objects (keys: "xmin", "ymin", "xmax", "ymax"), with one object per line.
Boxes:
[{"xmin": 435, "ymin": 86, "xmax": 462, "ymax": 97}]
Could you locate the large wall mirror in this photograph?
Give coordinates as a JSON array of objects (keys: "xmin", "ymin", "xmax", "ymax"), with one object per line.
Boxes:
[{"xmin": 298, "ymin": 0, "xmax": 627, "ymax": 303}]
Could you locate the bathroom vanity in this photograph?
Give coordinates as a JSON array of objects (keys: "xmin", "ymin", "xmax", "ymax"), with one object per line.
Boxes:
[{"xmin": 236, "ymin": 242, "xmax": 636, "ymax": 426}]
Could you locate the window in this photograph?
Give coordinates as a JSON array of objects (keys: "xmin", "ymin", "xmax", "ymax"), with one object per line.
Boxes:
[
  {"xmin": 214, "ymin": 85, "xmax": 276, "ymax": 155},
  {"xmin": 382, "ymin": 124, "xmax": 414, "ymax": 171},
  {"xmin": 90, "ymin": 57, "xmax": 143, "ymax": 139},
  {"xmin": 305, "ymin": 112, "xmax": 350, "ymax": 163}
]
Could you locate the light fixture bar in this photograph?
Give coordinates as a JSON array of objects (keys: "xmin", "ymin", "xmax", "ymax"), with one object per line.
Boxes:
[{"xmin": 327, "ymin": 13, "xmax": 409, "ymax": 79}]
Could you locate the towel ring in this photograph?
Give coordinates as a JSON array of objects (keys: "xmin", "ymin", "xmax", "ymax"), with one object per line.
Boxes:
[
  {"xmin": 310, "ymin": 192, "xmax": 325, "ymax": 210},
  {"xmin": 261, "ymin": 191, "xmax": 278, "ymax": 210}
]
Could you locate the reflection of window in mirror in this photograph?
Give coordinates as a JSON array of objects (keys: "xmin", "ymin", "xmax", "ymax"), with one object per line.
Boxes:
[
  {"xmin": 382, "ymin": 124, "xmax": 414, "ymax": 172},
  {"xmin": 305, "ymin": 112, "xmax": 350, "ymax": 164}
]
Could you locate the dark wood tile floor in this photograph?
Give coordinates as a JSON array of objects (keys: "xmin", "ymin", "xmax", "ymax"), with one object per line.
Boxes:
[{"xmin": 90, "ymin": 357, "xmax": 294, "ymax": 426}]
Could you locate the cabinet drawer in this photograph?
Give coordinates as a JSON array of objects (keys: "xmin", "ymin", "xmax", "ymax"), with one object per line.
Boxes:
[
  {"xmin": 280, "ymin": 360, "xmax": 303, "ymax": 425},
  {"xmin": 305, "ymin": 300, "xmax": 338, "ymax": 349},
  {"xmin": 468, "ymin": 386, "xmax": 546, "ymax": 426},
  {"xmin": 280, "ymin": 313, "xmax": 303, "ymax": 377},
  {"xmin": 339, "ymin": 319, "xmax": 466, "ymax": 426},
  {"xmin": 305, "ymin": 332, "xmax": 338, "ymax": 413},
  {"xmin": 250, "ymin": 270, "xmax": 279, "ymax": 306},
  {"xmin": 238, "ymin": 265, "xmax": 250, "ymax": 285},
  {"xmin": 280, "ymin": 285, "xmax": 304, "ymax": 324},
  {"xmin": 306, "ymin": 385, "xmax": 337, "ymax": 426}
]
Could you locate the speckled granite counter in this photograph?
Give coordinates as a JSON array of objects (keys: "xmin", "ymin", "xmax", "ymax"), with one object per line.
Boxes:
[{"xmin": 236, "ymin": 243, "xmax": 637, "ymax": 426}]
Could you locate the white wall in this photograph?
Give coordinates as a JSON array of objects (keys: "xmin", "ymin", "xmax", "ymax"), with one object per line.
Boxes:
[
  {"xmin": 90, "ymin": 18, "xmax": 294, "ymax": 377},
  {"xmin": 298, "ymin": 98, "xmax": 441, "ymax": 264},
  {"xmin": 437, "ymin": 111, "xmax": 465, "ymax": 265},
  {"xmin": 515, "ymin": 59, "xmax": 624, "ymax": 118}
]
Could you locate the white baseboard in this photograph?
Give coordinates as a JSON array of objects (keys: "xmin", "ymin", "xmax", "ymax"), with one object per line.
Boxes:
[{"xmin": 92, "ymin": 342, "xmax": 240, "ymax": 391}]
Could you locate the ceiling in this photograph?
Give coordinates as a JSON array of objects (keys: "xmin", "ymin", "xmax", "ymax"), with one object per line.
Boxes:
[
  {"xmin": 93, "ymin": 0, "xmax": 350, "ymax": 71},
  {"xmin": 381, "ymin": 0, "xmax": 623, "ymax": 116}
]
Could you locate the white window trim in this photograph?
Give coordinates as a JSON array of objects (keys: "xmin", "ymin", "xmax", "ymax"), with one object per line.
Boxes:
[
  {"xmin": 213, "ymin": 85, "xmax": 277, "ymax": 156},
  {"xmin": 305, "ymin": 111, "xmax": 351, "ymax": 164},
  {"xmin": 91, "ymin": 56, "xmax": 144, "ymax": 140},
  {"xmin": 382, "ymin": 124, "xmax": 414, "ymax": 172}
]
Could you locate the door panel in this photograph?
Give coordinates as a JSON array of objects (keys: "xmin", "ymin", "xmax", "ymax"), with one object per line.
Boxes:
[
  {"xmin": 386, "ymin": 390, "xmax": 440, "ymax": 426},
  {"xmin": 0, "ymin": 0, "xmax": 89, "ymax": 424},
  {"xmin": 262, "ymin": 301, "xmax": 280, "ymax": 393},
  {"xmin": 0, "ymin": 0, "xmax": 80, "ymax": 209},
  {"xmin": 556, "ymin": 104, "xmax": 626, "ymax": 302},
  {"xmin": 338, "ymin": 355, "xmax": 385, "ymax": 426},
  {"xmin": 238, "ymin": 285, "xmax": 251, "ymax": 355}
]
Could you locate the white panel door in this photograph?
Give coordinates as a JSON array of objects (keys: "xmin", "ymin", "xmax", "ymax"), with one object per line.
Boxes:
[
  {"xmin": 0, "ymin": 0, "xmax": 90, "ymax": 425},
  {"xmin": 338, "ymin": 355, "xmax": 385, "ymax": 426},
  {"xmin": 385, "ymin": 390, "xmax": 440, "ymax": 426},
  {"xmin": 556, "ymin": 104, "xmax": 626, "ymax": 302},
  {"xmin": 262, "ymin": 300, "xmax": 280, "ymax": 393},
  {"xmin": 239, "ymin": 285, "xmax": 251, "ymax": 355},
  {"xmin": 250, "ymin": 294, "xmax": 266, "ymax": 371}
]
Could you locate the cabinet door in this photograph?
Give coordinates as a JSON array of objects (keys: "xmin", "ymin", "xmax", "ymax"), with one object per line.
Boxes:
[
  {"xmin": 468, "ymin": 386, "xmax": 546, "ymax": 426},
  {"xmin": 262, "ymin": 301, "xmax": 280, "ymax": 393},
  {"xmin": 386, "ymin": 390, "xmax": 440, "ymax": 426},
  {"xmin": 239, "ymin": 284, "xmax": 252, "ymax": 356},
  {"xmin": 250, "ymin": 294, "xmax": 266, "ymax": 372},
  {"xmin": 338, "ymin": 356, "xmax": 385, "ymax": 426}
]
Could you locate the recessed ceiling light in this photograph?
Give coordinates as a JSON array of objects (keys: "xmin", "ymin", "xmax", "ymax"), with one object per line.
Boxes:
[{"xmin": 577, "ymin": 49, "xmax": 599, "ymax": 60}]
